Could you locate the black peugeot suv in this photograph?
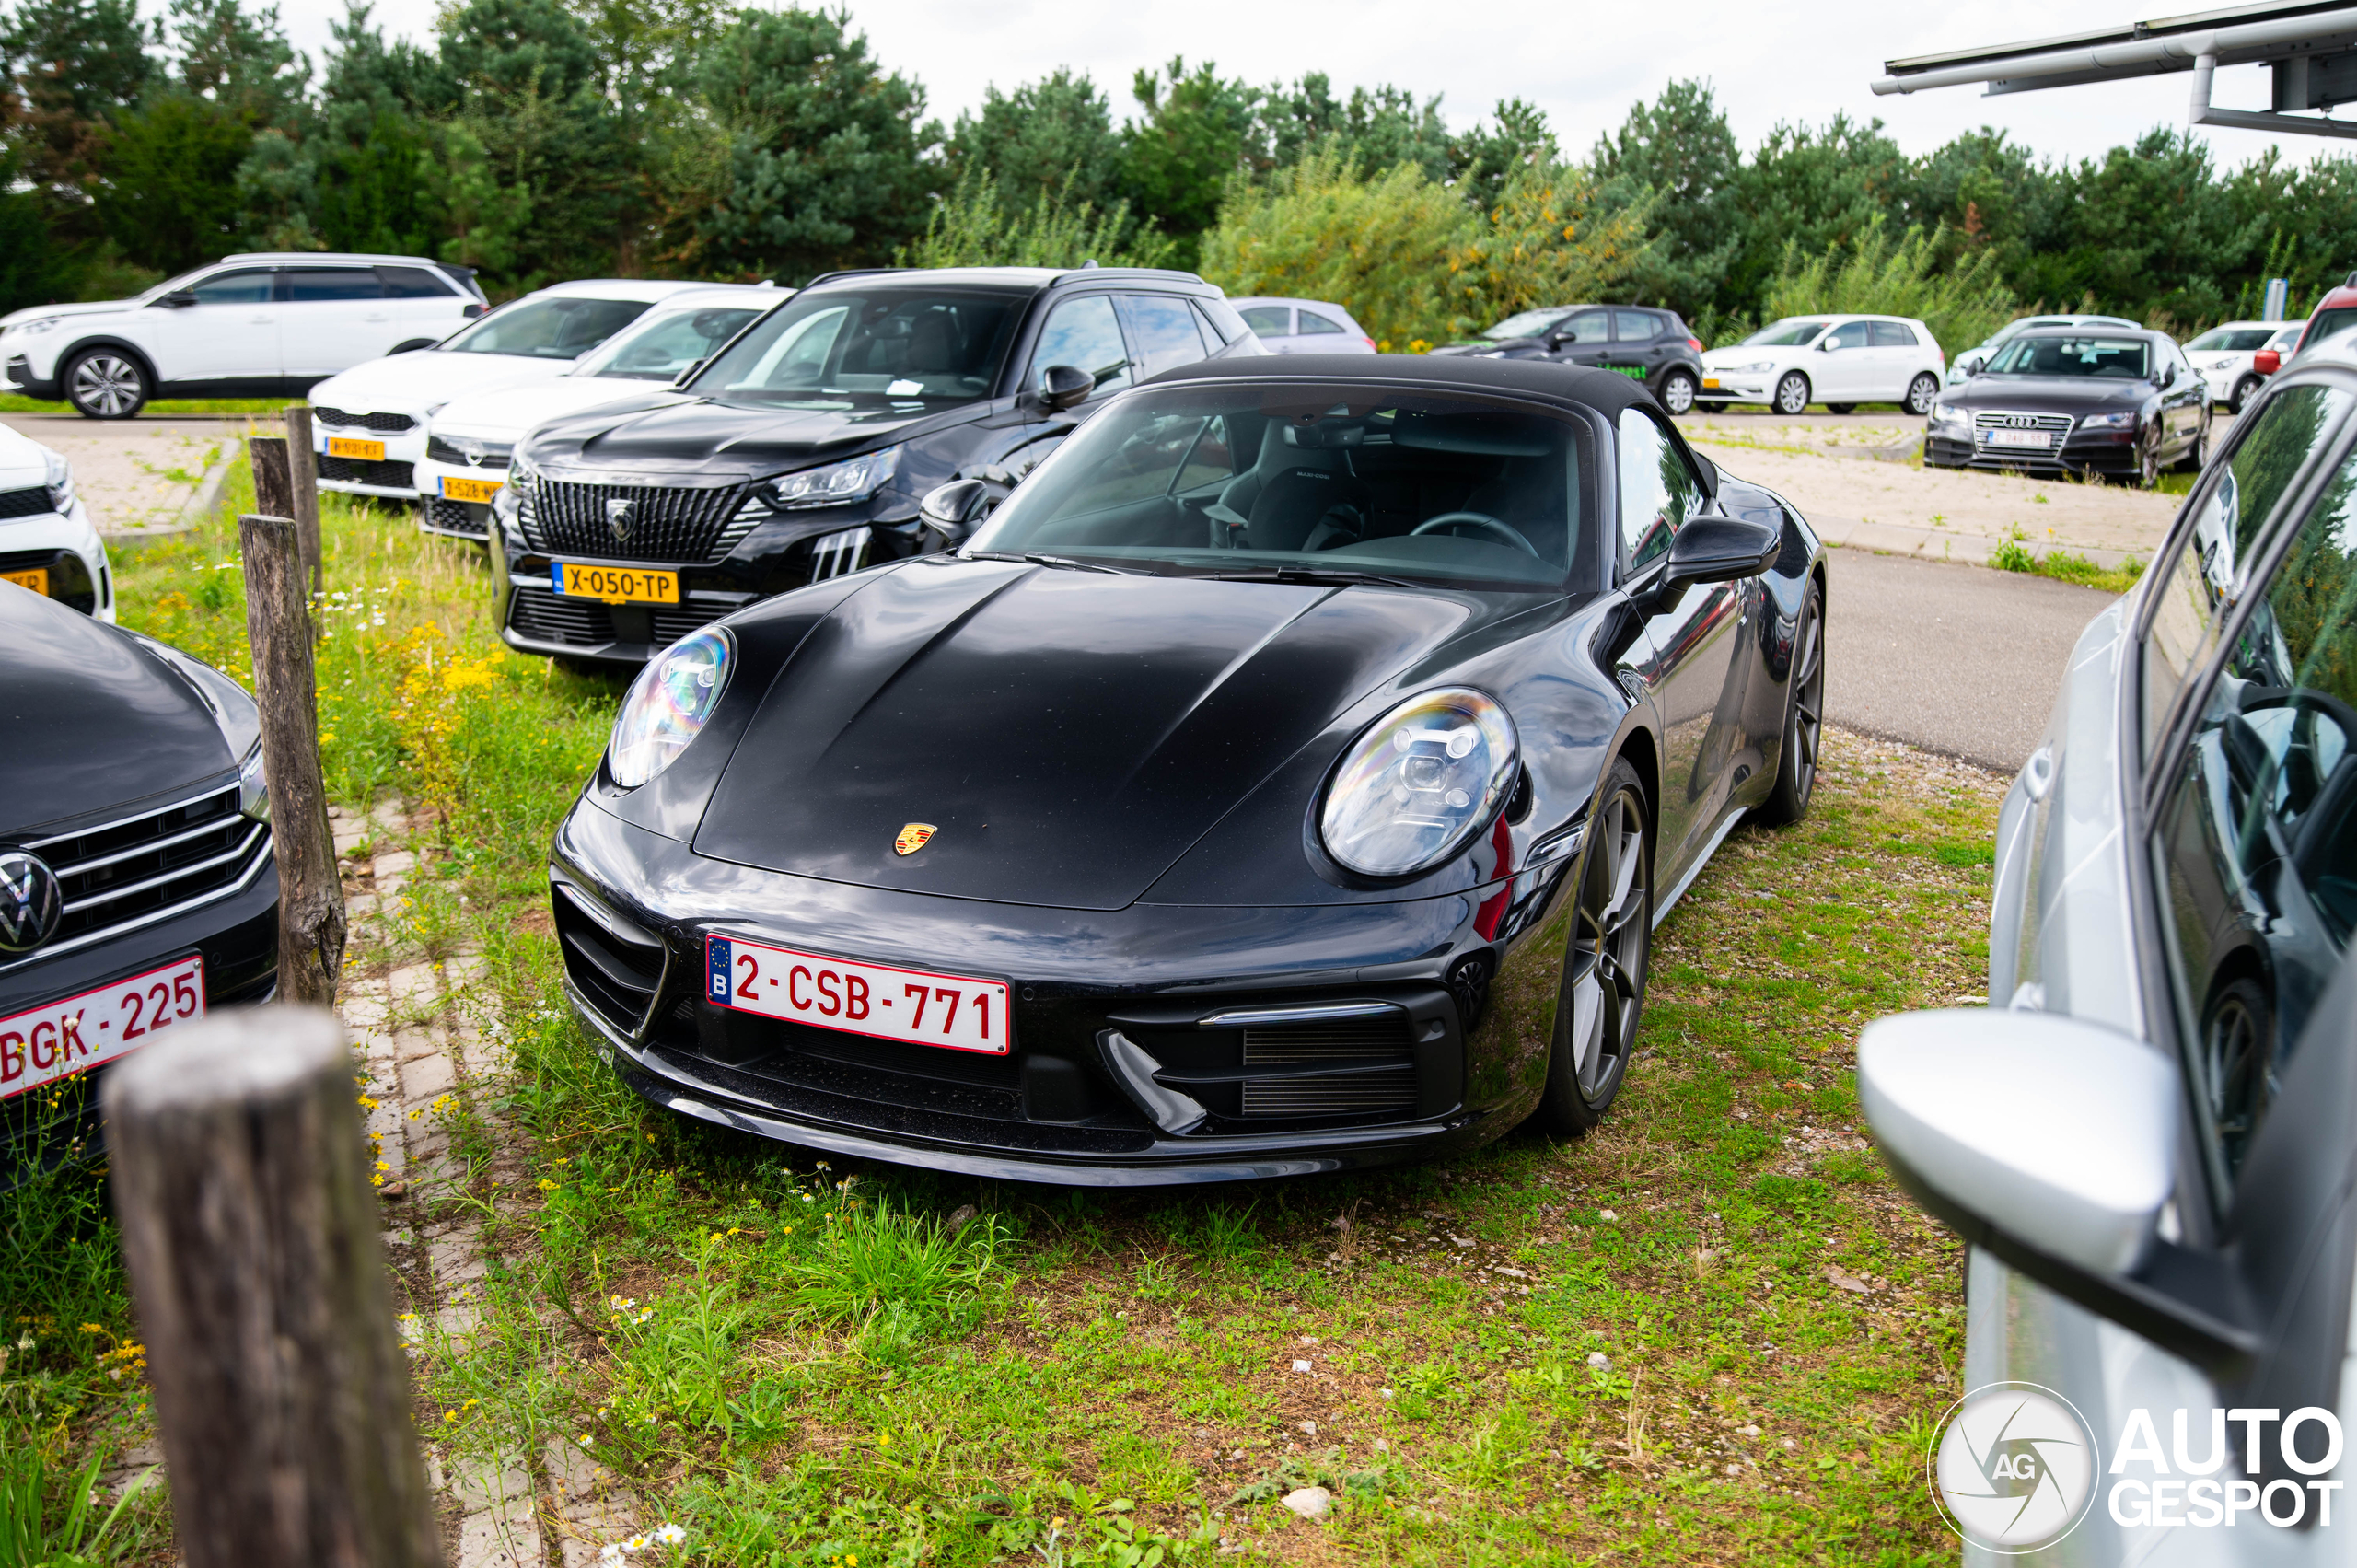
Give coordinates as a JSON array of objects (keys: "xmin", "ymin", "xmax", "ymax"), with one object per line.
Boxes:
[
  {"xmin": 1430, "ymin": 304, "xmax": 1705, "ymax": 415},
  {"xmin": 490, "ymin": 266, "xmax": 1264, "ymax": 665}
]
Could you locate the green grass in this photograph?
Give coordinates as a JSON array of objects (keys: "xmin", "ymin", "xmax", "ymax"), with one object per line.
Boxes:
[
  {"xmin": 1, "ymin": 479, "xmax": 2003, "ymax": 1564},
  {"xmin": 1988, "ymin": 536, "xmax": 2148, "ymax": 594},
  {"xmin": 0, "ymin": 395, "xmax": 287, "ymax": 417}
]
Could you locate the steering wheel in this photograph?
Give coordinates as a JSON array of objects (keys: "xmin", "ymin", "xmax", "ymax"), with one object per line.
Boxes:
[{"xmin": 1410, "ymin": 510, "xmax": 1539, "ymax": 556}]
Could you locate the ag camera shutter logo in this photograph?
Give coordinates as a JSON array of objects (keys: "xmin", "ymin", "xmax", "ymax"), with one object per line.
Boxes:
[{"xmin": 1927, "ymin": 1382, "xmax": 2099, "ymax": 1552}]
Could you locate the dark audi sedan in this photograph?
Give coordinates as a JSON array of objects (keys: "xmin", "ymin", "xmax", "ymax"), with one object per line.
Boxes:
[
  {"xmin": 548, "ymin": 356, "xmax": 1830, "ymax": 1184},
  {"xmin": 1925, "ymin": 327, "xmax": 2211, "ymax": 483},
  {"xmin": 490, "ymin": 266, "xmax": 1262, "ymax": 665},
  {"xmin": 1, "ymin": 585, "xmax": 278, "ymax": 1173}
]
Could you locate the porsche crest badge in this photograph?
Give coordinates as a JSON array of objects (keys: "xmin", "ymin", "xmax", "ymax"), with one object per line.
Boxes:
[{"xmin": 894, "ymin": 822, "xmax": 936, "ymax": 856}]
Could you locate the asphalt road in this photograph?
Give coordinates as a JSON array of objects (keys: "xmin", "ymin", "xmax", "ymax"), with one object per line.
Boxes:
[{"xmin": 1823, "ymin": 548, "xmax": 2119, "ymax": 775}]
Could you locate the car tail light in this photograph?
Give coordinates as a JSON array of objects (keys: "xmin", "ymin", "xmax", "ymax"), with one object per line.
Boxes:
[
  {"xmin": 1688, "ymin": 336, "xmax": 1702, "ymax": 352},
  {"xmin": 2255, "ymin": 348, "xmax": 2281, "ymax": 375}
]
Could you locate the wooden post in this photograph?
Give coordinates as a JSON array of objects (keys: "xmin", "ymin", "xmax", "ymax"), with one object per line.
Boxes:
[
  {"xmin": 250, "ymin": 434, "xmax": 294, "ymax": 523},
  {"xmin": 240, "ymin": 455, "xmax": 345, "ymax": 1005},
  {"xmin": 284, "ymin": 407, "xmax": 323, "ymax": 603},
  {"xmin": 103, "ymin": 1008, "xmax": 443, "ymax": 1568}
]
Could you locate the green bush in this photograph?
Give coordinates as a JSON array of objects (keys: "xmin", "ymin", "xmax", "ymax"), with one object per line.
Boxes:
[
  {"xmin": 898, "ymin": 168, "xmax": 1171, "ymax": 272},
  {"xmin": 1756, "ymin": 217, "xmax": 2018, "ymax": 359}
]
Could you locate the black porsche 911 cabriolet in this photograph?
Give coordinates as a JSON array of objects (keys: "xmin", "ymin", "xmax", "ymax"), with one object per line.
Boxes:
[{"xmin": 549, "ymin": 355, "xmax": 1829, "ymax": 1184}]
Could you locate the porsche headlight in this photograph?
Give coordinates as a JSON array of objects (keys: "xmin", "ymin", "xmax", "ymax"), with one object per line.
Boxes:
[
  {"xmin": 608, "ymin": 628, "xmax": 732, "ymax": 788},
  {"xmin": 1319, "ymin": 688, "xmax": 1518, "ymax": 877},
  {"xmin": 762, "ymin": 446, "xmax": 900, "ymax": 510}
]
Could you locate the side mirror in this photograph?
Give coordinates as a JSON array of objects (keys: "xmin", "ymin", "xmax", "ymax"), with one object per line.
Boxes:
[
  {"xmin": 1859, "ymin": 1009, "xmax": 2260, "ymax": 1377},
  {"xmin": 1544, "ymin": 331, "xmax": 1571, "ymax": 350},
  {"xmin": 157, "ymin": 290, "xmax": 197, "ymax": 309},
  {"xmin": 2255, "ymin": 348, "xmax": 2282, "ymax": 376},
  {"xmin": 919, "ymin": 479, "xmax": 993, "ymax": 547},
  {"xmin": 1654, "ymin": 514, "xmax": 1779, "ymax": 596},
  {"xmin": 1020, "ymin": 363, "xmax": 1092, "ymax": 416},
  {"xmin": 1815, "ymin": 338, "xmax": 1836, "ymax": 353},
  {"xmin": 2159, "ymin": 362, "xmax": 2178, "ymax": 387}
]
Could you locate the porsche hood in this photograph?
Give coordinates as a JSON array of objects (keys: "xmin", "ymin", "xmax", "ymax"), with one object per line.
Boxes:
[{"xmin": 692, "ymin": 563, "xmax": 1480, "ymax": 910}]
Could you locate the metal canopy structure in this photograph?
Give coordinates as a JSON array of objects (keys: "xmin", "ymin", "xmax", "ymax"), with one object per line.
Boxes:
[{"xmin": 1872, "ymin": 0, "xmax": 2357, "ymax": 139}]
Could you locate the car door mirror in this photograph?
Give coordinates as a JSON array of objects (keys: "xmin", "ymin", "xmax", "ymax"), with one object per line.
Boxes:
[
  {"xmin": 1655, "ymin": 514, "xmax": 1779, "ymax": 594},
  {"xmin": 1019, "ymin": 364, "xmax": 1093, "ymax": 416},
  {"xmin": 157, "ymin": 290, "xmax": 197, "ymax": 309},
  {"xmin": 1816, "ymin": 337, "xmax": 1836, "ymax": 353},
  {"xmin": 2256, "ymin": 348, "xmax": 2282, "ymax": 376},
  {"xmin": 919, "ymin": 479, "xmax": 993, "ymax": 547},
  {"xmin": 1544, "ymin": 330, "xmax": 1571, "ymax": 349},
  {"xmin": 2159, "ymin": 362, "xmax": 2178, "ymax": 387}
]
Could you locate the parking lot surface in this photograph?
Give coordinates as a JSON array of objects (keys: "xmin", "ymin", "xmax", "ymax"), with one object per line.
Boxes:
[{"xmin": 1, "ymin": 412, "xmax": 261, "ymax": 543}]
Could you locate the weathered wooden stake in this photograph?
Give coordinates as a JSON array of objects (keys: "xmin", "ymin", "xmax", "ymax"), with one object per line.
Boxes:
[
  {"xmin": 239, "ymin": 460, "xmax": 345, "ymax": 1005},
  {"xmin": 284, "ymin": 407, "xmax": 324, "ymax": 603},
  {"xmin": 104, "ymin": 1007, "xmax": 442, "ymax": 1568},
  {"xmin": 250, "ymin": 434, "xmax": 295, "ymax": 524}
]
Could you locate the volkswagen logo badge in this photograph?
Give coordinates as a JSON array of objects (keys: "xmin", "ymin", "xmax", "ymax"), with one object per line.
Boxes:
[
  {"xmin": 0, "ymin": 849, "xmax": 64, "ymax": 954},
  {"xmin": 607, "ymin": 498, "xmax": 636, "ymax": 543}
]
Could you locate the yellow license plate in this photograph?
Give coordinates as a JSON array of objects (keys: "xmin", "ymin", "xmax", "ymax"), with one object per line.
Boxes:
[
  {"xmin": 440, "ymin": 474, "xmax": 503, "ymax": 504},
  {"xmin": 552, "ymin": 563, "xmax": 679, "ymax": 605},
  {"xmin": 1701, "ymin": 377, "xmax": 1721, "ymax": 389},
  {"xmin": 1, "ymin": 567, "xmax": 47, "ymax": 596},
  {"xmin": 327, "ymin": 436, "xmax": 385, "ymax": 461}
]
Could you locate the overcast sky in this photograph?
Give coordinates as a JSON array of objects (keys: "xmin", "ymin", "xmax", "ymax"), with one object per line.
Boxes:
[{"xmin": 281, "ymin": 0, "xmax": 2319, "ymax": 170}]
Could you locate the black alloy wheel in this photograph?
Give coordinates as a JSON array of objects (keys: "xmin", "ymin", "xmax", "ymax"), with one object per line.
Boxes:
[
  {"xmin": 64, "ymin": 349, "xmax": 147, "ymax": 420},
  {"xmin": 2202, "ymin": 975, "xmax": 2276, "ymax": 1175},
  {"xmin": 2230, "ymin": 375, "xmax": 2260, "ymax": 415},
  {"xmin": 1657, "ymin": 369, "xmax": 1698, "ymax": 415},
  {"xmin": 1533, "ymin": 758, "xmax": 1653, "ymax": 1134},
  {"xmin": 1773, "ymin": 373, "xmax": 1810, "ymax": 416},
  {"xmin": 1904, "ymin": 374, "xmax": 1939, "ymax": 416},
  {"xmin": 1754, "ymin": 579, "xmax": 1825, "ymax": 827}
]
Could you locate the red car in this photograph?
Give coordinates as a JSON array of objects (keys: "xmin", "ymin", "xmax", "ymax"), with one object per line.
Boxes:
[{"xmin": 2255, "ymin": 271, "xmax": 2357, "ymax": 377}]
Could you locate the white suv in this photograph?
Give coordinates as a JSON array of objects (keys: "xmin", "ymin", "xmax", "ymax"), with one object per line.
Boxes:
[
  {"xmin": 0, "ymin": 253, "xmax": 485, "ymax": 419},
  {"xmin": 1699, "ymin": 313, "xmax": 1946, "ymax": 415}
]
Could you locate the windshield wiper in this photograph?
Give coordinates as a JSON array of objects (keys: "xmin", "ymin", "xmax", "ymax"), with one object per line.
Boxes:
[
  {"xmin": 1210, "ymin": 565, "xmax": 1426, "ymax": 590},
  {"xmin": 966, "ymin": 550, "xmax": 1130, "ymax": 575}
]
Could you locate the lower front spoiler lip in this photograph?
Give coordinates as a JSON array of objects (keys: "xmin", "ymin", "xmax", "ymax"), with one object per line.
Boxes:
[
  {"xmin": 565, "ymin": 978, "xmax": 1491, "ymax": 1188},
  {"xmin": 500, "ymin": 624, "xmax": 665, "ymax": 666}
]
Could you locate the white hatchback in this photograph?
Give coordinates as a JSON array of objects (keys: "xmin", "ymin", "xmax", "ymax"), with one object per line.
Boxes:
[
  {"xmin": 414, "ymin": 285, "xmax": 782, "ymax": 541},
  {"xmin": 2184, "ymin": 319, "xmax": 2303, "ymax": 412},
  {"xmin": 0, "ymin": 253, "xmax": 485, "ymax": 420},
  {"xmin": 0, "ymin": 423, "xmax": 109, "ymax": 621},
  {"xmin": 307, "ymin": 279, "xmax": 757, "ymax": 503},
  {"xmin": 1699, "ymin": 314, "xmax": 1946, "ymax": 415}
]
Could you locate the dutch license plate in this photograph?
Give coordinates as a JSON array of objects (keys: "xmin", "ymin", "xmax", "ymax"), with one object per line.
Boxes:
[
  {"xmin": 1, "ymin": 566, "xmax": 47, "ymax": 596},
  {"xmin": 1989, "ymin": 428, "xmax": 2051, "ymax": 449},
  {"xmin": 552, "ymin": 563, "xmax": 679, "ymax": 605},
  {"xmin": 1701, "ymin": 377, "xmax": 1722, "ymax": 389},
  {"xmin": 0, "ymin": 955, "xmax": 204, "ymax": 1100},
  {"xmin": 705, "ymin": 935, "xmax": 1010, "ymax": 1056},
  {"xmin": 441, "ymin": 474, "xmax": 502, "ymax": 504},
  {"xmin": 327, "ymin": 435, "xmax": 386, "ymax": 461}
]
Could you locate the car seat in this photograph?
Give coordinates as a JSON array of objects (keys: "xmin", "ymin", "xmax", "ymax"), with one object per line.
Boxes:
[{"xmin": 1211, "ymin": 421, "xmax": 1368, "ymax": 551}]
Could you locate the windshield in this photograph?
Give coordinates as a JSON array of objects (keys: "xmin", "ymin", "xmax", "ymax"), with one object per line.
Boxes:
[
  {"xmin": 1986, "ymin": 335, "xmax": 2152, "ymax": 378},
  {"xmin": 2305, "ymin": 308, "xmax": 2357, "ymax": 354},
  {"xmin": 1743, "ymin": 319, "xmax": 1828, "ymax": 347},
  {"xmin": 963, "ymin": 383, "xmax": 1592, "ymax": 591},
  {"xmin": 1482, "ymin": 308, "xmax": 1572, "ymax": 342},
  {"xmin": 2189, "ymin": 327, "xmax": 2281, "ymax": 353},
  {"xmin": 688, "ymin": 286, "xmax": 1023, "ymax": 408},
  {"xmin": 440, "ymin": 296, "xmax": 653, "ymax": 358},
  {"xmin": 570, "ymin": 303, "xmax": 766, "ymax": 381}
]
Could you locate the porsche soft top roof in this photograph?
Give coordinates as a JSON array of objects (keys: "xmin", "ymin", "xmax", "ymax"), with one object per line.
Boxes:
[{"xmin": 1144, "ymin": 352, "xmax": 1658, "ymax": 419}]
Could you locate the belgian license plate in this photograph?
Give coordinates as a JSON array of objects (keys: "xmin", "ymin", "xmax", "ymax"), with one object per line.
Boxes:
[
  {"xmin": 0, "ymin": 955, "xmax": 204, "ymax": 1100},
  {"xmin": 327, "ymin": 436, "xmax": 386, "ymax": 461},
  {"xmin": 440, "ymin": 474, "xmax": 502, "ymax": 504},
  {"xmin": 1989, "ymin": 428, "xmax": 2051, "ymax": 448},
  {"xmin": 552, "ymin": 563, "xmax": 679, "ymax": 605},
  {"xmin": 1, "ymin": 566, "xmax": 46, "ymax": 596},
  {"xmin": 1701, "ymin": 377, "xmax": 1722, "ymax": 389},
  {"xmin": 704, "ymin": 935, "xmax": 1010, "ymax": 1055}
]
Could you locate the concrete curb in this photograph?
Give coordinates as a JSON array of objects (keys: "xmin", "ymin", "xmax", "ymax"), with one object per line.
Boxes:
[
  {"xmin": 99, "ymin": 456, "xmax": 234, "ymax": 552},
  {"xmin": 1814, "ymin": 515, "xmax": 2141, "ymax": 571}
]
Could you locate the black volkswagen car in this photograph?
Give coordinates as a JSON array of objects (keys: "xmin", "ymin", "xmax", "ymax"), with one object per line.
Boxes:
[
  {"xmin": 1925, "ymin": 327, "xmax": 2211, "ymax": 483},
  {"xmin": 546, "ymin": 356, "xmax": 1829, "ymax": 1185},
  {"xmin": 1431, "ymin": 306, "xmax": 1706, "ymax": 415},
  {"xmin": 489, "ymin": 266, "xmax": 1263, "ymax": 665},
  {"xmin": 1, "ymin": 585, "xmax": 278, "ymax": 1170}
]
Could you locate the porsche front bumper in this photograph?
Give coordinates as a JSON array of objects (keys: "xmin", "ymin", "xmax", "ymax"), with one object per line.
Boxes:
[{"xmin": 551, "ymin": 792, "xmax": 1578, "ymax": 1186}]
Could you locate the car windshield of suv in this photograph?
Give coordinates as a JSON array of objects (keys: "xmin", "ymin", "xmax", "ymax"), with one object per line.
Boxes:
[
  {"xmin": 963, "ymin": 383, "xmax": 1592, "ymax": 591},
  {"xmin": 440, "ymin": 296, "xmax": 652, "ymax": 358},
  {"xmin": 2189, "ymin": 327, "xmax": 2282, "ymax": 353},
  {"xmin": 1743, "ymin": 319, "xmax": 1828, "ymax": 347},
  {"xmin": 1987, "ymin": 335, "xmax": 2151, "ymax": 377},
  {"xmin": 1482, "ymin": 308, "xmax": 1572, "ymax": 342},
  {"xmin": 568, "ymin": 305, "xmax": 764, "ymax": 381},
  {"xmin": 689, "ymin": 287, "xmax": 1024, "ymax": 407}
]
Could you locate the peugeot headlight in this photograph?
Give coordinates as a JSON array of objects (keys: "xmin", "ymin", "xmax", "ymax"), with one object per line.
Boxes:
[
  {"xmin": 508, "ymin": 449, "xmax": 540, "ymax": 494},
  {"xmin": 39, "ymin": 446, "xmax": 71, "ymax": 510},
  {"xmin": 762, "ymin": 446, "xmax": 900, "ymax": 510},
  {"xmin": 238, "ymin": 742, "xmax": 269, "ymax": 820},
  {"xmin": 608, "ymin": 628, "xmax": 733, "ymax": 788},
  {"xmin": 2079, "ymin": 412, "xmax": 2137, "ymax": 430},
  {"xmin": 1319, "ymin": 688, "xmax": 1519, "ymax": 877},
  {"xmin": 7, "ymin": 316, "xmax": 60, "ymax": 338}
]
